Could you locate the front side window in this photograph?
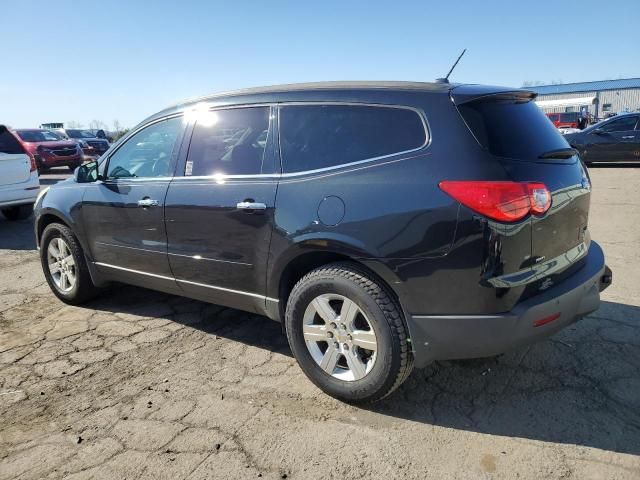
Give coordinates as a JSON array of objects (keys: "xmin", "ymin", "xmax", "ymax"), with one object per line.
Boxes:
[
  {"xmin": 106, "ymin": 117, "xmax": 183, "ymax": 179},
  {"xmin": 598, "ymin": 116, "xmax": 638, "ymax": 133},
  {"xmin": 280, "ymin": 105, "xmax": 427, "ymax": 173},
  {"xmin": 185, "ymin": 107, "xmax": 270, "ymax": 176}
]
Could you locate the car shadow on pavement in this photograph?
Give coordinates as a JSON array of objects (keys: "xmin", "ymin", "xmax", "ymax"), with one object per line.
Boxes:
[
  {"xmin": 0, "ymin": 216, "xmax": 37, "ymax": 250},
  {"xmin": 369, "ymin": 300, "xmax": 640, "ymax": 456},
  {"xmin": 87, "ymin": 284, "xmax": 293, "ymax": 358},
  {"xmin": 85, "ymin": 284, "xmax": 640, "ymax": 455}
]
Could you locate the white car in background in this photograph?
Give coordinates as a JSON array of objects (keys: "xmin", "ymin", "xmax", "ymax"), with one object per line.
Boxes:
[{"xmin": 0, "ymin": 125, "xmax": 40, "ymax": 221}]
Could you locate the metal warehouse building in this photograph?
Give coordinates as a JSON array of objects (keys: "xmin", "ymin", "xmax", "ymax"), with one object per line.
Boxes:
[{"xmin": 528, "ymin": 78, "xmax": 640, "ymax": 119}]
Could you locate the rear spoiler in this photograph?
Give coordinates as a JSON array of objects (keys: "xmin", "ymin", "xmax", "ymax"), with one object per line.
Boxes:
[{"xmin": 450, "ymin": 85, "xmax": 537, "ymax": 105}]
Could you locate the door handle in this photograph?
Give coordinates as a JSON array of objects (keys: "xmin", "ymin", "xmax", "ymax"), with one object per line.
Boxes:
[
  {"xmin": 621, "ymin": 135, "xmax": 635, "ymax": 139},
  {"xmin": 138, "ymin": 198, "xmax": 159, "ymax": 207},
  {"xmin": 236, "ymin": 201, "xmax": 267, "ymax": 211}
]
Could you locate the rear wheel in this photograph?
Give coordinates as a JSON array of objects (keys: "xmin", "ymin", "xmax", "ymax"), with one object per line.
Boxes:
[
  {"xmin": 285, "ymin": 263, "xmax": 413, "ymax": 403},
  {"xmin": 40, "ymin": 223, "xmax": 100, "ymax": 304},
  {"xmin": 2, "ymin": 205, "xmax": 33, "ymax": 221}
]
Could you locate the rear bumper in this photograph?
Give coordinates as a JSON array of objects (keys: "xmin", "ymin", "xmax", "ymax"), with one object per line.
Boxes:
[{"xmin": 408, "ymin": 241, "xmax": 610, "ymax": 368}]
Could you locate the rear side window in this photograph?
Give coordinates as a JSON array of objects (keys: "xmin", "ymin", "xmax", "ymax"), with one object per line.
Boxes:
[
  {"xmin": 279, "ymin": 105, "xmax": 426, "ymax": 173},
  {"xmin": 0, "ymin": 128, "xmax": 25, "ymax": 155},
  {"xmin": 458, "ymin": 97, "xmax": 570, "ymax": 160},
  {"xmin": 186, "ymin": 107, "xmax": 270, "ymax": 176}
]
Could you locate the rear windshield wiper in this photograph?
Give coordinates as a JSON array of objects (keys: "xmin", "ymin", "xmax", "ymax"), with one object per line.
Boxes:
[{"xmin": 538, "ymin": 148, "xmax": 578, "ymax": 159}]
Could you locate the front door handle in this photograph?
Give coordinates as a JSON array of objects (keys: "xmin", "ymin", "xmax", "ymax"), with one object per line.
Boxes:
[
  {"xmin": 621, "ymin": 135, "xmax": 635, "ymax": 139},
  {"xmin": 236, "ymin": 201, "xmax": 267, "ymax": 211},
  {"xmin": 138, "ymin": 198, "xmax": 159, "ymax": 207}
]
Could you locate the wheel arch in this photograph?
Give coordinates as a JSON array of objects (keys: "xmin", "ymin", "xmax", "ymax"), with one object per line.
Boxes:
[
  {"xmin": 36, "ymin": 210, "xmax": 73, "ymax": 248},
  {"xmin": 271, "ymin": 242, "xmax": 409, "ymax": 328}
]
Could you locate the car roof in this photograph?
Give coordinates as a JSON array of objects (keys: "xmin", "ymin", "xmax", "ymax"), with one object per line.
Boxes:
[{"xmin": 141, "ymin": 81, "xmax": 531, "ymax": 127}]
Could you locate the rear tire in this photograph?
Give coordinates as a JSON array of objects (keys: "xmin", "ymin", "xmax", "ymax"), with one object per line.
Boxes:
[
  {"xmin": 285, "ymin": 262, "xmax": 413, "ymax": 403},
  {"xmin": 40, "ymin": 223, "xmax": 100, "ymax": 304},
  {"xmin": 2, "ymin": 205, "xmax": 33, "ymax": 221}
]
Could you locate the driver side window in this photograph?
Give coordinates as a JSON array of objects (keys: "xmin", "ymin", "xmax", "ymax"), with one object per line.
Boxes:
[
  {"xmin": 107, "ymin": 117, "xmax": 183, "ymax": 179},
  {"xmin": 599, "ymin": 116, "xmax": 639, "ymax": 133}
]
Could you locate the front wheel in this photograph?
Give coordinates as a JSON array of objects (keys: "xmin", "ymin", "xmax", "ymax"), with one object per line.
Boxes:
[
  {"xmin": 2, "ymin": 205, "xmax": 33, "ymax": 221},
  {"xmin": 40, "ymin": 223, "xmax": 100, "ymax": 304},
  {"xmin": 285, "ymin": 263, "xmax": 413, "ymax": 403}
]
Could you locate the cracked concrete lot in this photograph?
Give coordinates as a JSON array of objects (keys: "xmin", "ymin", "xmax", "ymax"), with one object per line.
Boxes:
[{"xmin": 1, "ymin": 167, "xmax": 639, "ymax": 479}]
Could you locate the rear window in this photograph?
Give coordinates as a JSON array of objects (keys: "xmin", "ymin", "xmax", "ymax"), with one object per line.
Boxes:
[
  {"xmin": 458, "ymin": 96, "xmax": 570, "ymax": 160},
  {"xmin": 0, "ymin": 128, "xmax": 25, "ymax": 155},
  {"xmin": 280, "ymin": 105, "xmax": 426, "ymax": 173}
]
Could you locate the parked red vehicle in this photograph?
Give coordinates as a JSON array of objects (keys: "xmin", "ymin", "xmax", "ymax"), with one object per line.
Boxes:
[
  {"xmin": 13, "ymin": 129, "xmax": 84, "ymax": 172},
  {"xmin": 546, "ymin": 112, "xmax": 580, "ymax": 129}
]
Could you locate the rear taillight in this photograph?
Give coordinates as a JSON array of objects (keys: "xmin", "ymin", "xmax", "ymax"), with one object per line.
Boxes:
[
  {"xmin": 439, "ymin": 181, "xmax": 552, "ymax": 222},
  {"xmin": 28, "ymin": 153, "xmax": 37, "ymax": 172}
]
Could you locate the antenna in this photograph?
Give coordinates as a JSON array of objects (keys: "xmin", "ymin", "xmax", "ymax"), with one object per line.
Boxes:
[{"xmin": 436, "ymin": 49, "xmax": 467, "ymax": 84}]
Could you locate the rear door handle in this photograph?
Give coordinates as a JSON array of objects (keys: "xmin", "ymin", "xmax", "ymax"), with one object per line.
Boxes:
[
  {"xmin": 236, "ymin": 201, "xmax": 267, "ymax": 211},
  {"xmin": 621, "ymin": 135, "xmax": 635, "ymax": 139},
  {"xmin": 138, "ymin": 198, "xmax": 159, "ymax": 207}
]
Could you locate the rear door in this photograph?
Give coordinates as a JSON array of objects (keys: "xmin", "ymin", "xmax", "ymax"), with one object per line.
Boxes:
[
  {"xmin": 455, "ymin": 92, "xmax": 591, "ymax": 279},
  {"xmin": 0, "ymin": 128, "xmax": 31, "ymax": 187},
  {"xmin": 82, "ymin": 116, "xmax": 185, "ymax": 289},
  {"xmin": 164, "ymin": 105, "xmax": 278, "ymax": 313}
]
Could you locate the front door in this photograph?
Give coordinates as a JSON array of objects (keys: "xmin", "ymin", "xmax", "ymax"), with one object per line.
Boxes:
[
  {"xmin": 586, "ymin": 115, "xmax": 639, "ymax": 162},
  {"xmin": 82, "ymin": 116, "xmax": 185, "ymax": 289},
  {"xmin": 165, "ymin": 106, "xmax": 278, "ymax": 313}
]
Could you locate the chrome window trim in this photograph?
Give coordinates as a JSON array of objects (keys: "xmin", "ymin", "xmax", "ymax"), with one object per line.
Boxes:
[
  {"xmin": 94, "ymin": 262, "xmax": 278, "ymax": 303},
  {"xmin": 169, "ymin": 101, "xmax": 431, "ymax": 182}
]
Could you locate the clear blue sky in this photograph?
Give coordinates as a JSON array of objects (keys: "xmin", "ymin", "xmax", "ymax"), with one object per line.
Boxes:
[{"xmin": 3, "ymin": 0, "xmax": 638, "ymax": 129}]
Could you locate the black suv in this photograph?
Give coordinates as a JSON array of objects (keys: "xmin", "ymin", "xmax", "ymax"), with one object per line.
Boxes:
[{"xmin": 34, "ymin": 82, "xmax": 611, "ymax": 403}]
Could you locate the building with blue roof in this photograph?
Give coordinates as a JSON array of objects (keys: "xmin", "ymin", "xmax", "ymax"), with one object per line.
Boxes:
[{"xmin": 527, "ymin": 78, "xmax": 640, "ymax": 119}]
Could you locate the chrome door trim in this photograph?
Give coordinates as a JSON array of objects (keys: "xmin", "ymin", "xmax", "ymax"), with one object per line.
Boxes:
[{"xmin": 94, "ymin": 262, "xmax": 278, "ymax": 303}]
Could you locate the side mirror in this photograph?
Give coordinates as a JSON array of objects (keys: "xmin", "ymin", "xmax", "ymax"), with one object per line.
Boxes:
[{"xmin": 74, "ymin": 160, "xmax": 99, "ymax": 183}]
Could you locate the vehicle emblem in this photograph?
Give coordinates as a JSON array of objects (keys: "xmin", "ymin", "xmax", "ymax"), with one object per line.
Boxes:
[{"xmin": 539, "ymin": 278, "xmax": 554, "ymax": 291}]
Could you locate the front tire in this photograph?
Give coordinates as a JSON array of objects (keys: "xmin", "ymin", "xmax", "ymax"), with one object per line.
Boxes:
[
  {"xmin": 40, "ymin": 223, "xmax": 100, "ymax": 304},
  {"xmin": 2, "ymin": 205, "xmax": 33, "ymax": 221},
  {"xmin": 285, "ymin": 263, "xmax": 413, "ymax": 403}
]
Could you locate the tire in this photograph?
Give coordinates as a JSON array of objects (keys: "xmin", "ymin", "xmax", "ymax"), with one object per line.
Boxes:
[
  {"xmin": 2, "ymin": 204, "xmax": 33, "ymax": 221},
  {"xmin": 40, "ymin": 222, "xmax": 100, "ymax": 304},
  {"xmin": 285, "ymin": 262, "xmax": 413, "ymax": 403}
]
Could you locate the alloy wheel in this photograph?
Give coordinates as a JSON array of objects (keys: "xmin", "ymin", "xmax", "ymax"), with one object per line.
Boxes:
[
  {"xmin": 47, "ymin": 237, "xmax": 76, "ymax": 292},
  {"xmin": 302, "ymin": 293, "xmax": 377, "ymax": 381}
]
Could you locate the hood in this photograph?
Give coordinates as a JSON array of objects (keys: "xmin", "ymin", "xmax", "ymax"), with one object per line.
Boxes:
[{"xmin": 22, "ymin": 140, "xmax": 79, "ymax": 152}]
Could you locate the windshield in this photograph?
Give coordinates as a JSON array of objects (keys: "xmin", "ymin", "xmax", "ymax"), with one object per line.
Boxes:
[
  {"xmin": 16, "ymin": 130, "xmax": 65, "ymax": 142},
  {"xmin": 66, "ymin": 129, "xmax": 96, "ymax": 139},
  {"xmin": 458, "ymin": 96, "xmax": 570, "ymax": 161}
]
